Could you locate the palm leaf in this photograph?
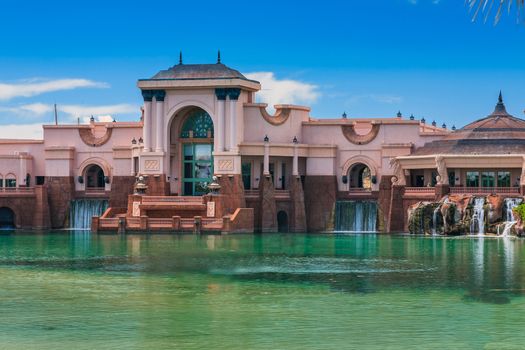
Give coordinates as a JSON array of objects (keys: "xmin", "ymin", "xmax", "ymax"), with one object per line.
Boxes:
[{"xmin": 467, "ymin": 0, "xmax": 525, "ymax": 24}]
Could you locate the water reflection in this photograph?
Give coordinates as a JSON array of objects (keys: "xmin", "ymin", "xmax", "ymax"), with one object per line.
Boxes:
[{"xmin": 0, "ymin": 233, "xmax": 525, "ymax": 303}]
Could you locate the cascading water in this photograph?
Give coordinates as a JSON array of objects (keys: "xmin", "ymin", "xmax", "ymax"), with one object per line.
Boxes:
[
  {"xmin": 431, "ymin": 206, "xmax": 440, "ymax": 236},
  {"xmin": 69, "ymin": 199, "xmax": 108, "ymax": 229},
  {"xmin": 334, "ymin": 201, "xmax": 378, "ymax": 232},
  {"xmin": 470, "ymin": 197, "xmax": 485, "ymax": 235},
  {"xmin": 500, "ymin": 198, "xmax": 522, "ymax": 237}
]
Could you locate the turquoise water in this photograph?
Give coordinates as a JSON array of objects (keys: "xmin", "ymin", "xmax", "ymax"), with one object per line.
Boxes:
[{"xmin": 1, "ymin": 232, "xmax": 525, "ymax": 349}]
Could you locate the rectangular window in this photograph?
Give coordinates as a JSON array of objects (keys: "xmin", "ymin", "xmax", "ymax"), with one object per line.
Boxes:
[
  {"xmin": 242, "ymin": 162, "xmax": 251, "ymax": 190},
  {"xmin": 448, "ymin": 171, "xmax": 455, "ymax": 187},
  {"xmin": 0, "ymin": 179, "xmax": 3, "ymax": 187},
  {"xmin": 36, "ymin": 176, "xmax": 45, "ymax": 185},
  {"xmin": 466, "ymin": 171, "xmax": 479, "ymax": 187},
  {"xmin": 497, "ymin": 171, "xmax": 511, "ymax": 187},
  {"xmin": 481, "ymin": 171, "xmax": 495, "ymax": 187},
  {"xmin": 281, "ymin": 163, "xmax": 286, "ymax": 190}
]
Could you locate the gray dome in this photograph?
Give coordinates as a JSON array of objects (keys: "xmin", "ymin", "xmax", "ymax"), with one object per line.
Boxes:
[{"xmin": 151, "ymin": 63, "xmax": 253, "ymax": 81}]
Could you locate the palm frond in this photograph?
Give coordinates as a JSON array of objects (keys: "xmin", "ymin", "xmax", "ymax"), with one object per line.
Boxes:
[{"xmin": 467, "ymin": 0, "xmax": 525, "ymax": 24}]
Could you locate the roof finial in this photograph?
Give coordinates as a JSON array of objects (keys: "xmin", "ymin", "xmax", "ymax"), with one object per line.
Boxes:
[
  {"xmin": 499, "ymin": 90, "xmax": 503, "ymax": 103},
  {"xmin": 217, "ymin": 50, "xmax": 221, "ymax": 64},
  {"xmin": 179, "ymin": 51, "xmax": 183, "ymax": 65}
]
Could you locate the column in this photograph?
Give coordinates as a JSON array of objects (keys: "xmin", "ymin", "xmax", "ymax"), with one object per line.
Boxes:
[
  {"xmin": 292, "ymin": 142, "xmax": 299, "ymax": 176},
  {"xmin": 227, "ymin": 88, "xmax": 241, "ymax": 152},
  {"xmin": 141, "ymin": 90, "xmax": 154, "ymax": 152},
  {"xmin": 263, "ymin": 137, "xmax": 270, "ymax": 176},
  {"xmin": 154, "ymin": 90, "xmax": 166, "ymax": 153},
  {"xmin": 215, "ymin": 88, "xmax": 227, "ymax": 152}
]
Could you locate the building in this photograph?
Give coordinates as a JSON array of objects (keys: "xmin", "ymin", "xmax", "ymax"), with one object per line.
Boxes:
[{"xmin": 0, "ymin": 58, "xmax": 518, "ymax": 233}]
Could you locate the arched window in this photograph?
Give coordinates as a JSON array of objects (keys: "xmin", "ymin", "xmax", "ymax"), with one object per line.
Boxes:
[
  {"xmin": 277, "ymin": 211, "xmax": 289, "ymax": 232},
  {"xmin": 349, "ymin": 163, "xmax": 372, "ymax": 190},
  {"xmin": 180, "ymin": 110, "xmax": 214, "ymax": 138},
  {"xmin": 85, "ymin": 165, "xmax": 105, "ymax": 188},
  {"xmin": 5, "ymin": 174, "xmax": 16, "ymax": 188}
]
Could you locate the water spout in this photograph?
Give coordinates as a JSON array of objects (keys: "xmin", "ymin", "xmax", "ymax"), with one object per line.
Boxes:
[
  {"xmin": 69, "ymin": 199, "xmax": 108, "ymax": 229},
  {"xmin": 470, "ymin": 197, "xmax": 485, "ymax": 235},
  {"xmin": 335, "ymin": 201, "xmax": 378, "ymax": 232}
]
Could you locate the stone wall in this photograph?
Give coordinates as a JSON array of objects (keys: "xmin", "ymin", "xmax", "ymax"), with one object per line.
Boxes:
[
  {"xmin": 46, "ymin": 176, "xmax": 75, "ymax": 228},
  {"xmin": 110, "ymin": 176, "xmax": 136, "ymax": 208},
  {"xmin": 145, "ymin": 175, "xmax": 170, "ymax": 196},
  {"xmin": 217, "ymin": 175, "xmax": 246, "ymax": 215},
  {"xmin": 304, "ymin": 176, "xmax": 337, "ymax": 232}
]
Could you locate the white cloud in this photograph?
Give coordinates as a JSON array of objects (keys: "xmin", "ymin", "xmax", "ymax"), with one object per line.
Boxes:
[
  {"xmin": 0, "ymin": 79, "xmax": 109, "ymax": 101},
  {"xmin": 245, "ymin": 72, "xmax": 319, "ymax": 107},
  {"xmin": 0, "ymin": 123, "xmax": 44, "ymax": 139},
  {"xmin": 409, "ymin": 0, "xmax": 441, "ymax": 4},
  {"xmin": 58, "ymin": 104, "xmax": 138, "ymax": 121}
]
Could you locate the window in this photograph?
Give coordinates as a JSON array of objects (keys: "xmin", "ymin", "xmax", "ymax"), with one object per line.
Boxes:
[
  {"xmin": 498, "ymin": 171, "xmax": 510, "ymax": 187},
  {"xmin": 5, "ymin": 174, "xmax": 16, "ymax": 188},
  {"xmin": 448, "ymin": 171, "xmax": 455, "ymax": 187},
  {"xmin": 466, "ymin": 171, "xmax": 479, "ymax": 187},
  {"xmin": 180, "ymin": 110, "xmax": 214, "ymax": 139},
  {"xmin": 242, "ymin": 162, "xmax": 251, "ymax": 190},
  {"xmin": 36, "ymin": 176, "xmax": 45, "ymax": 185},
  {"xmin": 481, "ymin": 171, "xmax": 495, "ymax": 187}
]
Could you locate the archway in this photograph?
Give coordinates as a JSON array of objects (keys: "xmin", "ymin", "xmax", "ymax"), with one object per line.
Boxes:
[
  {"xmin": 0, "ymin": 207, "xmax": 15, "ymax": 228},
  {"xmin": 277, "ymin": 211, "xmax": 289, "ymax": 233},
  {"xmin": 173, "ymin": 107, "xmax": 214, "ymax": 196},
  {"xmin": 349, "ymin": 163, "xmax": 372, "ymax": 190},
  {"xmin": 85, "ymin": 164, "xmax": 105, "ymax": 188}
]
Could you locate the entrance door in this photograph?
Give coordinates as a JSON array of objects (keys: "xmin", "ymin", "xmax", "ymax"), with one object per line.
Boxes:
[{"xmin": 182, "ymin": 143, "xmax": 214, "ymax": 195}]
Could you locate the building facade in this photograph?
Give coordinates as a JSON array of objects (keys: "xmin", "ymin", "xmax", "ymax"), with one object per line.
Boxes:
[{"xmin": 1, "ymin": 59, "xmax": 518, "ymax": 233}]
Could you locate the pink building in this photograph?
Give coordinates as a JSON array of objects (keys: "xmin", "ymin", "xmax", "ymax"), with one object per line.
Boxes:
[{"xmin": 3, "ymin": 58, "xmax": 499, "ymax": 233}]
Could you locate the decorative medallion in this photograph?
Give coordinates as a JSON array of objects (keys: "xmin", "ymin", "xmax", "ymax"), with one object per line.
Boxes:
[{"xmin": 341, "ymin": 124, "xmax": 380, "ymax": 145}]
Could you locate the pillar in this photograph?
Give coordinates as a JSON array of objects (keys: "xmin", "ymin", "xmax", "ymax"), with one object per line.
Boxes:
[
  {"xmin": 263, "ymin": 138, "xmax": 270, "ymax": 176},
  {"xmin": 292, "ymin": 142, "xmax": 299, "ymax": 176},
  {"xmin": 154, "ymin": 90, "xmax": 166, "ymax": 153},
  {"xmin": 215, "ymin": 88, "xmax": 227, "ymax": 152},
  {"xmin": 141, "ymin": 90, "xmax": 154, "ymax": 152},
  {"xmin": 228, "ymin": 88, "xmax": 241, "ymax": 152}
]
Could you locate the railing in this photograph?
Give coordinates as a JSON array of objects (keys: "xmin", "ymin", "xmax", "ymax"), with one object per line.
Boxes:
[
  {"xmin": 274, "ymin": 190, "xmax": 291, "ymax": 199},
  {"xmin": 85, "ymin": 187, "xmax": 106, "ymax": 193},
  {"xmin": 244, "ymin": 189, "xmax": 259, "ymax": 198},
  {"xmin": 348, "ymin": 188, "xmax": 373, "ymax": 195},
  {"xmin": 0, "ymin": 187, "xmax": 35, "ymax": 195},
  {"xmin": 450, "ymin": 187, "xmax": 520, "ymax": 195},
  {"xmin": 142, "ymin": 196, "xmax": 203, "ymax": 203},
  {"xmin": 404, "ymin": 187, "xmax": 436, "ymax": 196}
]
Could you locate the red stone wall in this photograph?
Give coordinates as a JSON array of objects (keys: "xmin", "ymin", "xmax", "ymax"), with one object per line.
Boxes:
[
  {"xmin": 145, "ymin": 175, "xmax": 170, "ymax": 196},
  {"xmin": 304, "ymin": 176, "xmax": 337, "ymax": 232},
  {"xmin": 110, "ymin": 176, "xmax": 136, "ymax": 208},
  {"xmin": 290, "ymin": 177, "xmax": 307, "ymax": 232},
  {"xmin": 0, "ymin": 196, "xmax": 39, "ymax": 229},
  {"xmin": 377, "ymin": 175, "xmax": 394, "ymax": 232},
  {"xmin": 46, "ymin": 176, "xmax": 75, "ymax": 228},
  {"xmin": 217, "ymin": 175, "xmax": 246, "ymax": 215}
]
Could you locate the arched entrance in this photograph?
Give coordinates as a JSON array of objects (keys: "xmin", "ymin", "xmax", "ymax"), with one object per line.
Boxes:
[
  {"xmin": 349, "ymin": 163, "xmax": 372, "ymax": 190},
  {"xmin": 176, "ymin": 108, "xmax": 214, "ymax": 196},
  {"xmin": 0, "ymin": 207, "xmax": 15, "ymax": 228},
  {"xmin": 85, "ymin": 164, "xmax": 105, "ymax": 188},
  {"xmin": 277, "ymin": 211, "xmax": 289, "ymax": 232}
]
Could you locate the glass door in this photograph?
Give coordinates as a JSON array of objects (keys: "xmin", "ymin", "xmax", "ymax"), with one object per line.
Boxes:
[{"xmin": 182, "ymin": 143, "xmax": 213, "ymax": 195}]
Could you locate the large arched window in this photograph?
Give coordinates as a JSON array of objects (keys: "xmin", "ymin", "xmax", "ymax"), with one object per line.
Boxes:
[{"xmin": 180, "ymin": 110, "xmax": 214, "ymax": 139}]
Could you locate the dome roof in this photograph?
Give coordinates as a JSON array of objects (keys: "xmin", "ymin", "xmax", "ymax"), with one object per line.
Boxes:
[
  {"xmin": 412, "ymin": 93, "xmax": 525, "ymax": 156},
  {"xmin": 150, "ymin": 62, "xmax": 254, "ymax": 81}
]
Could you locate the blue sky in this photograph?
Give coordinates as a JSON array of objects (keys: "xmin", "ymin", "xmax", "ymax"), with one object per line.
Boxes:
[{"xmin": 0, "ymin": 0, "xmax": 524, "ymax": 138}]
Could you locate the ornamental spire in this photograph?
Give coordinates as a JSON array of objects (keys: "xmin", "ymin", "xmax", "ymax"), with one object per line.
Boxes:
[
  {"xmin": 179, "ymin": 51, "xmax": 183, "ymax": 65},
  {"xmin": 492, "ymin": 90, "xmax": 509, "ymax": 116},
  {"xmin": 217, "ymin": 50, "xmax": 221, "ymax": 64}
]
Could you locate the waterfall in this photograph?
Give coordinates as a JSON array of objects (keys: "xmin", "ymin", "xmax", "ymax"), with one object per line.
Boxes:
[
  {"xmin": 335, "ymin": 201, "xmax": 378, "ymax": 232},
  {"xmin": 69, "ymin": 199, "xmax": 108, "ymax": 229},
  {"xmin": 500, "ymin": 198, "xmax": 522, "ymax": 237},
  {"xmin": 470, "ymin": 197, "xmax": 485, "ymax": 235},
  {"xmin": 431, "ymin": 206, "xmax": 440, "ymax": 236}
]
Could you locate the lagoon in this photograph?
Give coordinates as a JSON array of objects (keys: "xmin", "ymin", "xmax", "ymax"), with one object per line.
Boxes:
[{"xmin": 1, "ymin": 232, "xmax": 524, "ymax": 349}]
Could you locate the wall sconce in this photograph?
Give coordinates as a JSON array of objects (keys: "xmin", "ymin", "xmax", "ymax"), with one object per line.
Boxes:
[
  {"xmin": 293, "ymin": 136, "xmax": 298, "ymax": 144},
  {"xmin": 342, "ymin": 175, "xmax": 348, "ymax": 184},
  {"xmin": 104, "ymin": 176, "xmax": 110, "ymax": 184},
  {"xmin": 264, "ymin": 135, "xmax": 269, "ymax": 142},
  {"xmin": 371, "ymin": 175, "xmax": 377, "ymax": 184},
  {"xmin": 77, "ymin": 176, "xmax": 84, "ymax": 184}
]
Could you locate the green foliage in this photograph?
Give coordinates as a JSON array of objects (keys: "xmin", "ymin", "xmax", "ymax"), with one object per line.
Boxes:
[{"xmin": 512, "ymin": 203, "xmax": 525, "ymax": 222}]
